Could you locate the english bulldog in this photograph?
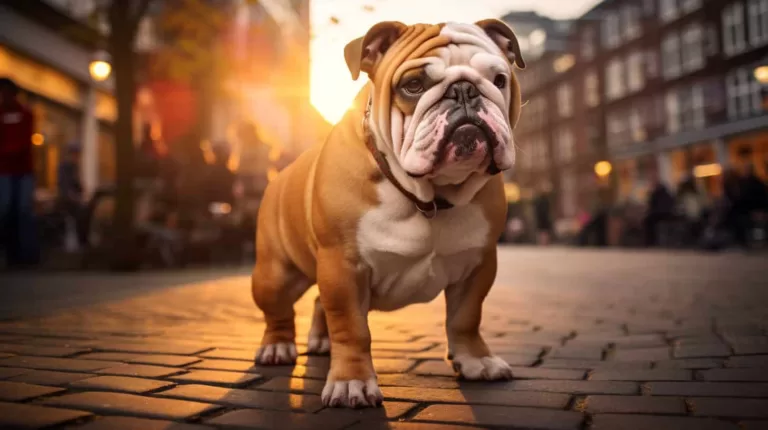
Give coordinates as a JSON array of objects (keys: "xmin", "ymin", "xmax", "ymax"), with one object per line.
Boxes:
[{"xmin": 252, "ymin": 19, "xmax": 525, "ymax": 408}]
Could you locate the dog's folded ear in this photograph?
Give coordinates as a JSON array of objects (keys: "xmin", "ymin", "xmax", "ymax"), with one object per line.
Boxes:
[
  {"xmin": 474, "ymin": 19, "xmax": 526, "ymax": 70},
  {"xmin": 344, "ymin": 21, "xmax": 407, "ymax": 81}
]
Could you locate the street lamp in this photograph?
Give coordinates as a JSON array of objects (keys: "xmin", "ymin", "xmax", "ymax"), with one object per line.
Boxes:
[
  {"xmin": 81, "ymin": 50, "xmax": 112, "ymax": 200},
  {"xmin": 594, "ymin": 160, "xmax": 613, "ymax": 178},
  {"xmin": 754, "ymin": 65, "xmax": 768, "ymax": 84}
]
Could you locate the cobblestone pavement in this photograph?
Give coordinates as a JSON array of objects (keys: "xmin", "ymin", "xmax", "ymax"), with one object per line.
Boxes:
[{"xmin": 0, "ymin": 247, "xmax": 767, "ymax": 429}]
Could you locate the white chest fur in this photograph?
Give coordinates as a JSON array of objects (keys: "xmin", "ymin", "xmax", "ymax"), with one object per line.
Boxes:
[{"xmin": 357, "ymin": 181, "xmax": 489, "ymax": 311}]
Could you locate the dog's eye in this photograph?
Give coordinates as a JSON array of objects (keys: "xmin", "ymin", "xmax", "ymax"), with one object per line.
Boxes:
[
  {"xmin": 402, "ymin": 78, "xmax": 425, "ymax": 95},
  {"xmin": 493, "ymin": 74, "xmax": 507, "ymax": 89}
]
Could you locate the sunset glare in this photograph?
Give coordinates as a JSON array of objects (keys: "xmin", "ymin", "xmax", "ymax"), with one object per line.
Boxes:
[{"xmin": 309, "ymin": 0, "xmax": 602, "ymax": 125}]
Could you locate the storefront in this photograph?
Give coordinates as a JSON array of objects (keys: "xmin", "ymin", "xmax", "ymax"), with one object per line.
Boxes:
[
  {"xmin": 0, "ymin": 45, "xmax": 115, "ymax": 194},
  {"xmin": 728, "ymin": 130, "xmax": 768, "ymax": 179},
  {"xmin": 668, "ymin": 141, "xmax": 721, "ymax": 196}
]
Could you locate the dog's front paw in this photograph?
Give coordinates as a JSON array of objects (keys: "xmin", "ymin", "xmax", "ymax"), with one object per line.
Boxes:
[
  {"xmin": 255, "ymin": 342, "xmax": 297, "ymax": 365},
  {"xmin": 321, "ymin": 378, "xmax": 383, "ymax": 408},
  {"xmin": 451, "ymin": 354, "xmax": 513, "ymax": 380}
]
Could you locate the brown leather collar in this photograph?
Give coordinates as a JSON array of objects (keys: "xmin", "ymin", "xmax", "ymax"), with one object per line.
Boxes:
[{"xmin": 362, "ymin": 96, "xmax": 453, "ymax": 219}]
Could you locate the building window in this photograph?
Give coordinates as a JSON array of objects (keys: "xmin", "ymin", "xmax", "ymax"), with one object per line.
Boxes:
[
  {"xmin": 629, "ymin": 107, "xmax": 647, "ymax": 143},
  {"xmin": 644, "ymin": 0, "xmax": 657, "ymax": 16},
  {"xmin": 627, "ymin": 51, "xmax": 645, "ymax": 93},
  {"xmin": 660, "ymin": 0, "xmax": 679, "ymax": 23},
  {"xmin": 723, "ymin": 2, "xmax": 747, "ymax": 56},
  {"xmin": 602, "ymin": 11, "xmax": 621, "ymax": 49},
  {"xmin": 661, "ymin": 33, "xmax": 681, "ymax": 79},
  {"xmin": 665, "ymin": 90, "xmax": 681, "ymax": 134},
  {"xmin": 531, "ymin": 134, "xmax": 550, "ymax": 169},
  {"xmin": 726, "ymin": 67, "xmax": 765, "ymax": 120},
  {"xmin": 681, "ymin": 0, "xmax": 702, "ymax": 14},
  {"xmin": 581, "ymin": 27, "xmax": 595, "ymax": 60},
  {"xmin": 681, "ymin": 23, "xmax": 704, "ymax": 72},
  {"xmin": 623, "ymin": 5, "xmax": 642, "ymax": 40},
  {"xmin": 678, "ymin": 84, "xmax": 706, "ymax": 131},
  {"xmin": 646, "ymin": 51, "xmax": 659, "ymax": 78},
  {"xmin": 692, "ymin": 84, "xmax": 706, "ymax": 129},
  {"xmin": 557, "ymin": 84, "xmax": 573, "ymax": 118},
  {"xmin": 557, "ymin": 126, "xmax": 575, "ymax": 163},
  {"xmin": 748, "ymin": 0, "xmax": 768, "ymax": 46},
  {"xmin": 607, "ymin": 111, "xmax": 628, "ymax": 148},
  {"xmin": 585, "ymin": 71, "xmax": 600, "ymax": 107},
  {"xmin": 605, "ymin": 58, "xmax": 625, "ymax": 100}
]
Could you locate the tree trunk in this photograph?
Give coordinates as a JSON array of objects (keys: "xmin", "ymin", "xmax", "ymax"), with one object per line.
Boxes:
[{"xmin": 109, "ymin": 3, "xmax": 139, "ymax": 271}]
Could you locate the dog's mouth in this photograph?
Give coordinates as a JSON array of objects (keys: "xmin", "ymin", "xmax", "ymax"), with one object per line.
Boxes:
[{"xmin": 408, "ymin": 116, "xmax": 501, "ymax": 178}]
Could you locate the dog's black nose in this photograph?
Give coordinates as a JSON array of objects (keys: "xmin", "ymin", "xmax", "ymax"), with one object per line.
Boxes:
[{"xmin": 446, "ymin": 81, "xmax": 480, "ymax": 103}]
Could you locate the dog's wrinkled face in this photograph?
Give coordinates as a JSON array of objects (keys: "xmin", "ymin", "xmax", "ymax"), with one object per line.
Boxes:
[{"xmin": 345, "ymin": 20, "xmax": 525, "ymax": 186}]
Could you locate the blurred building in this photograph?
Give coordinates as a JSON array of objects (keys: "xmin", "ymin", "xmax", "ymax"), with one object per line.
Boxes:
[
  {"xmin": 0, "ymin": 0, "xmax": 116, "ymax": 194},
  {"xmin": 511, "ymin": 0, "xmax": 768, "ymax": 226}
]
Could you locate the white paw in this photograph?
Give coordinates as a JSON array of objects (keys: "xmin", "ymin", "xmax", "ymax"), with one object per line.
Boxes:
[
  {"xmin": 321, "ymin": 378, "xmax": 383, "ymax": 408},
  {"xmin": 451, "ymin": 354, "xmax": 513, "ymax": 380},
  {"xmin": 255, "ymin": 342, "xmax": 297, "ymax": 365},
  {"xmin": 307, "ymin": 336, "xmax": 330, "ymax": 355}
]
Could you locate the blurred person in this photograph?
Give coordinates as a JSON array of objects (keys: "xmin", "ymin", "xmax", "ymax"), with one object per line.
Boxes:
[
  {"xmin": 57, "ymin": 142, "xmax": 88, "ymax": 247},
  {"xmin": 205, "ymin": 141, "xmax": 238, "ymax": 207},
  {"xmin": 739, "ymin": 163, "xmax": 768, "ymax": 246},
  {"xmin": 720, "ymin": 168, "xmax": 750, "ymax": 249},
  {"xmin": 0, "ymin": 77, "xmax": 39, "ymax": 267},
  {"xmin": 533, "ymin": 184, "xmax": 553, "ymax": 245},
  {"xmin": 577, "ymin": 184, "xmax": 611, "ymax": 247},
  {"xmin": 676, "ymin": 172, "xmax": 707, "ymax": 245},
  {"xmin": 643, "ymin": 172, "xmax": 675, "ymax": 247}
]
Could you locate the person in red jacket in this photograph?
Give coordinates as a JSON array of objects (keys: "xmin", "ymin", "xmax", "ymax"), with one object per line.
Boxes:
[{"xmin": 0, "ymin": 77, "xmax": 39, "ymax": 267}]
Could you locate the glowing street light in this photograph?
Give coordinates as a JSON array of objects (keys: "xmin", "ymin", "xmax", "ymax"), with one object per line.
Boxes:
[
  {"xmin": 755, "ymin": 65, "xmax": 768, "ymax": 84},
  {"xmin": 594, "ymin": 160, "xmax": 613, "ymax": 178},
  {"xmin": 88, "ymin": 51, "xmax": 112, "ymax": 82}
]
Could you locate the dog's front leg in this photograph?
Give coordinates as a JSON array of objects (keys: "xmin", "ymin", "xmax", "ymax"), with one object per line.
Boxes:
[
  {"xmin": 317, "ymin": 247, "xmax": 382, "ymax": 408},
  {"xmin": 444, "ymin": 246, "xmax": 513, "ymax": 380}
]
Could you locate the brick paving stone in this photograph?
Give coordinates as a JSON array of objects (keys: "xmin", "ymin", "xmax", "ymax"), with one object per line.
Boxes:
[
  {"xmin": 611, "ymin": 335, "xmax": 669, "ymax": 349},
  {"xmin": 674, "ymin": 343, "xmax": 732, "ymax": 358},
  {"xmin": 496, "ymin": 353, "xmax": 541, "ymax": 366},
  {"xmin": 508, "ymin": 367, "xmax": 586, "ymax": 380},
  {"xmin": 41, "ymin": 391, "xmax": 221, "ymax": 420},
  {"xmin": 192, "ymin": 360, "xmax": 327, "ymax": 379},
  {"xmin": 509, "ymin": 379, "xmax": 639, "ymax": 395},
  {"xmin": 726, "ymin": 355, "xmax": 768, "ymax": 368},
  {"xmin": 206, "ymin": 408, "xmax": 358, "ymax": 430},
  {"xmin": 0, "ymin": 366, "xmax": 29, "ymax": 379},
  {"xmin": 741, "ymin": 420, "xmax": 768, "ymax": 430},
  {"xmin": 69, "ymin": 375, "xmax": 175, "ymax": 394},
  {"xmin": 0, "ymin": 380, "xmax": 64, "ymax": 401},
  {"xmin": 654, "ymin": 358, "xmax": 723, "ymax": 369},
  {"xmin": 540, "ymin": 359, "xmax": 652, "ymax": 370},
  {"xmin": 295, "ymin": 355, "xmax": 331, "ymax": 368},
  {"xmin": 8, "ymin": 369, "xmax": 91, "ymax": 386},
  {"xmin": 378, "ymin": 374, "xmax": 461, "ymax": 389},
  {"xmin": 78, "ymin": 352, "xmax": 201, "ymax": 367},
  {"xmin": 197, "ymin": 348, "xmax": 255, "ymax": 361},
  {"xmin": 699, "ymin": 368, "xmax": 768, "ymax": 381},
  {"xmin": 157, "ymin": 383, "xmax": 323, "ymax": 412},
  {"xmin": 591, "ymin": 413, "xmax": 739, "ymax": 430},
  {"xmin": 648, "ymin": 382, "xmax": 768, "ymax": 397},
  {"xmin": 381, "ymin": 385, "xmax": 571, "ymax": 408},
  {"xmin": 612, "ymin": 347, "xmax": 672, "ymax": 362},
  {"xmin": 252, "ymin": 376, "xmax": 325, "ymax": 394},
  {"xmin": 0, "ymin": 401, "xmax": 92, "ymax": 429},
  {"xmin": 0, "ymin": 343, "xmax": 89, "ymax": 358},
  {"xmin": 0, "ymin": 352, "xmax": 13, "ymax": 358},
  {"xmin": 168, "ymin": 369, "xmax": 262, "ymax": 387},
  {"xmin": 731, "ymin": 340, "xmax": 768, "ymax": 355},
  {"xmin": 372, "ymin": 358, "xmax": 415, "ymax": 373},
  {"xmin": 315, "ymin": 401, "xmax": 417, "ymax": 420},
  {"xmin": 0, "ymin": 355, "xmax": 122, "ymax": 372},
  {"xmin": 411, "ymin": 360, "xmax": 455, "ymax": 377},
  {"xmin": 589, "ymin": 369, "xmax": 692, "ymax": 381},
  {"xmin": 580, "ymin": 395, "xmax": 686, "ymax": 414},
  {"xmin": 413, "ymin": 404, "xmax": 583, "ymax": 429},
  {"xmin": 92, "ymin": 342, "xmax": 210, "ymax": 355},
  {"xmin": 64, "ymin": 416, "xmax": 214, "ymax": 430},
  {"xmin": 371, "ymin": 342, "xmax": 436, "ymax": 352},
  {"xmin": 346, "ymin": 421, "xmax": 484, "ymax": 430},
  {"xmin": 690, "ymin": 398, "xmax": 768, "ymax": 419},
  {"xmin": 550, "ymin": 346, "xmax": 604, "ymax": 360},
  {"xmin": 97, "ymin": 364, "xmax": 185, "ymax": 378}
]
